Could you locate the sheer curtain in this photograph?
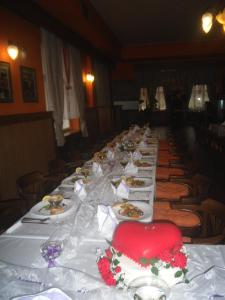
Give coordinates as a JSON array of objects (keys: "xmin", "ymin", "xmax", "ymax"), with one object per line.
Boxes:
[
  {"xmin": 41, "ymin": 29, "xmax": 65, "ymax": 146},
  {"xmin": 70, "ymin": 46, "xmax": 88, "ymax": 136},
  {"xmin": 155, "ymin": 86, "xmax": 167, "ymax": 110},
  {"xmin": 188, "ymin": 84, "xmax": 209, "ymax": 111},
  {"xmin": 93, "ymin": 59, "xmax": 111, "ymax": 106}
]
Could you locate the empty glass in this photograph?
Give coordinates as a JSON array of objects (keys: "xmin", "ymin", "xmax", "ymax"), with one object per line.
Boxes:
[{"xmin": 126, "ymin": 276, "xmax": 170, "ymax": 300}]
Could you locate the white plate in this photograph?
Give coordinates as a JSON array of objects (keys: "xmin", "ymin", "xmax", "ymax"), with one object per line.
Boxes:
[
  {"xmin": 30, "ymin": 199, "xmax": 74, "ymax": 218},
  {"xmin": 112, "ymin": 201, "xmax": 152, "ymax": 222},
  {"xmin": 61, "ymin": 175, "xmax": 84, "ymax": 187}
]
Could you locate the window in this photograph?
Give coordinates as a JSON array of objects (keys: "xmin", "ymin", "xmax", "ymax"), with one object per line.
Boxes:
[
  {"xmin": 155, "ymin": 86, "xmax": 166, "ymax": 110},
  {"xmin": 188, "ymin": 84, "xmax": 209, "ymax": 111}
]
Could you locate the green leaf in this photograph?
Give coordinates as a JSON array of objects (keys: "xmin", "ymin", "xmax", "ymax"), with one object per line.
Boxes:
[
  {"xmin": 185, "ymin": 279, "xmax": 190, "ymax": 284},
  {"xmin": 165, "ymin": 264, "xmax": 170, "ymax": 269},
  {"xmin": 149, "ymin": 258, "xmax": 159, "ymax": 266},
  {"xmin": 151, "ymin": 266, "xmax": 159, "ymax": 275},
  {"xmin": 139, "ymin": 257, "xmax": 150, "ymax": 265},
  {"xmin": 113, "ymin": 259, "xmax": 120, "ymax": 266},
  {"xmin": 117, "ymin": 252, "xmax": 122, "ymax": 257},
  {"xmin": 183, "ymin": 268, "xmax": 188, "ymax": 274},
  {"xmin": 175, "ymin": 270, "xmax": 183, "ymax": 278}
]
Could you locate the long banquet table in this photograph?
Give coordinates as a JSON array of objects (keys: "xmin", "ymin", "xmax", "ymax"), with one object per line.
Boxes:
[{"xmin": 0, "ymin": 127, "xmax": 225, "ymax": 300}]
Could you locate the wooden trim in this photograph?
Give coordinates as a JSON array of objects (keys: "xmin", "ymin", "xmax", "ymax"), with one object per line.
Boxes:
[{"xmin": 0, "ymin": 111, "xmax": 53, "ymax": 126}]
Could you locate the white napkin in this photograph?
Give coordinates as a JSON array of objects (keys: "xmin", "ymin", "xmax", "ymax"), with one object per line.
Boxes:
[
  {"xmin": 12, "ymin": 288, "xmax": 72, "ymax": 300},
  {"xmin": 74, "ymin": 179, "xmax": 87, "ymax": 200},
  {"xmin": 132, "ymin": 150, "xmax": 142, "ymax": 160},
  {"xmin": 97, "ymin": 205, "xmax": 119, "ymax": 240},
  {"xmin": 112, "ymin": 179, "xmax": 130, "ymax": 198},
  {"xmin": 106, "ymin": 149, "xmax": 115, "ymax": 160},
  {"xmin": 125, "ymin": 160, "xmax": 138, "ymax": 175},
  {"xmin": 92, "ymin": 162, "xmax": 103, "ymax": 177}
]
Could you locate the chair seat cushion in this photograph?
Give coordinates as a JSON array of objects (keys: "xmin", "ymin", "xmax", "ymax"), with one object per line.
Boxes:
[
  {"xmin": 156, "ymin": 167, "xmax": 184, "ymax": 180},
  {"xmin": 156, "ymin": 182, "xmax": 189, "ymax": 200},
  {"xmin": 153, "ymin": 202, "xmax": 201, "ymax": 228}
]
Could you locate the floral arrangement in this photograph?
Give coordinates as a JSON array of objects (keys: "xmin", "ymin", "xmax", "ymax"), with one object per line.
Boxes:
[{"xmin": 97, "ymin": 244, "xmax": 188, "ymax": 288}]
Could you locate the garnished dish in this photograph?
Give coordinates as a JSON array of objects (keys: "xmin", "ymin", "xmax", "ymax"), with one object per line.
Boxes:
[
  {"xmin": 93, "ymin": 151, "xmax": 107, "ymax": 162},
  {"xmin": 125, "ymin": 176, "xmax": 145, "ymax": 188},
  {"xmin": 112, "ymin": 201, "xmax": 151, "ymax": 222},
  {"xmin": 42, "ymin": 194, "xmax": 65, "ymax": 215},
  {"xmin": 117, "ymin": 202, "xmax": 144, "ymax": 219},
  {"xmin": 76, "ymin": 167, "xmax": 90, "ymax": 177},
  {"xmin": 134, "ymin": 160, "xmax": 151, "ymax": 168}
]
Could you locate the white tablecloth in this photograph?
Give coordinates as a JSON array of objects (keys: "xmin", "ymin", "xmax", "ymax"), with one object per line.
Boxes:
[{"xmin": 0, "ymin": 129, "xmax": 224, "ymax": 299}]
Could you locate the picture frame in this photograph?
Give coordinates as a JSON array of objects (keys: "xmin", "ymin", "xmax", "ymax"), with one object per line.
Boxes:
[
  {"xmin": 20, "ymin": 66, "xmax": 38, "ymax": 102},
  {"xmin": 0, "ymin": 61, "xmax": 13, "ymax": 103}
]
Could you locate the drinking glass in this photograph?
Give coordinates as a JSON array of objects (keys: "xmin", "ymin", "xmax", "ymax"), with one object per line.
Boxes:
[{"xmin": 126, "ymin": 276, "xmax": 170, "ymax": 300}]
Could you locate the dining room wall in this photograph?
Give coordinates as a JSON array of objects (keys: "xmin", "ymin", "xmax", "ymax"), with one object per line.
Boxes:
[{"xmin": 0, "ymin": 7, "xmax": 46, "ymax": 116}]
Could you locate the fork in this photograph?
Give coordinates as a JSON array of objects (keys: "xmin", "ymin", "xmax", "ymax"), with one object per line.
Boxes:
[{"xmin": 21, "ymin": 217, "xmax": 50, "ymax": 224}]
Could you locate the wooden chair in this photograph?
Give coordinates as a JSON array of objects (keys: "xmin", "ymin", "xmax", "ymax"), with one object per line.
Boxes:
[
  {"xmin": 172, "ymin": 198, "xmax": 225, "ymax": 244},
  {"xmin": 0, "ymin": 198, "xmax": 27, "ymax": 233},
  {"xmin": 16, "ymin": 171, "xmax": 59, "ymax": 209}
]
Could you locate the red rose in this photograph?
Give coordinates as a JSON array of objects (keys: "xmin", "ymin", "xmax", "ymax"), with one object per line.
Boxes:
[
  {"xmin": 114, "ymin": 266, "xmax": 121, "ymax": 273},
  {"xmin": 104, "ymin": 271, "xmax": 117, "ymax": 286},
  {"xmin": 172, "ymin": 243, "xmax": 182, "ymax": 254},
  {"xmin": 171, "ymin": 252, "xmax": 187, "ymax": 269},
  {"xmin": 98, "ymin": 257, "xmax": 110, "ymax": 276},
  {"xmin": 105, "ymin": 248, "xmax": 112, "ymax": 259},
  {"xmin": 159, "ymin": 249, "xmax": 173, "ymax": 263}
]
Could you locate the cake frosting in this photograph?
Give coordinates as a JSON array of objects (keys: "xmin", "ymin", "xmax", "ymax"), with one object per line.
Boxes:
[{"xmin": 97, "ymin": 222, "xmax": 188, "ymax": 288}]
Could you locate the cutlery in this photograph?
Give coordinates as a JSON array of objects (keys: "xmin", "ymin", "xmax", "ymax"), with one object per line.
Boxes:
[{"xmin": 21, "ymin": 217, "xmax": 50, "ymax": 224}]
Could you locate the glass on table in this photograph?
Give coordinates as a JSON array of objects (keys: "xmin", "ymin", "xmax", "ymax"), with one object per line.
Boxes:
[{"xmin": 126, "ymin": 276, "xmax": 170, "ymax": 300}]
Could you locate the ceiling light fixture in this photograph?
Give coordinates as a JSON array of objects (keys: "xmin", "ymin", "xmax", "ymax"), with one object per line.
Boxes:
[{"xmin": 202, "ymin": 4, "xmax": 225, "ymax": 34}]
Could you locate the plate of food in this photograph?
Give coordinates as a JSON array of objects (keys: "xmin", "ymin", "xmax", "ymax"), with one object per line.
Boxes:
[
  {"xmin": 61, "ymin": 175, "xmax": 84, "ymax": 187},
  {"xmin": 134, "ymin": 160, "xmax": 153, "ymax": 170},
  {"xmin": 112, "ymin": 201, "xmax": 152, "ymax": 222},
  {"xmin": 139, "ymin": 148, "xmax": 157, "ymax": 157},
  {"xmin": 110, "ymin": 176, "xmax": 152, "ymax": 191},
  {"xmin": 30, "ymin": 194, "xmax": 74, "ymax": 218}
]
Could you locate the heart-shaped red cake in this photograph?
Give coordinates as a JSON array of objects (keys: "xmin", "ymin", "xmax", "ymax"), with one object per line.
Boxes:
[{"xmin": 112, "ymin": 222, "xmax": 182, "ymax": 265}]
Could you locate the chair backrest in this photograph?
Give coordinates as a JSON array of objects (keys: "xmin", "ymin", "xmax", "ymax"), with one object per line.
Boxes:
[{"xmin": 200, "ymin": 198, "xmax": 225, "ymax": 237}]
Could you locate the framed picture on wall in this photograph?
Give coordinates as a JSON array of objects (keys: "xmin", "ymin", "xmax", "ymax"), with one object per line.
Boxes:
[
  {"xmin": 0, "ymin": 61, "xmax": 13, "ymax": 103},
  {"xmin": 20, "ymin": 66, "xmax": 38, "ymax": 102}
]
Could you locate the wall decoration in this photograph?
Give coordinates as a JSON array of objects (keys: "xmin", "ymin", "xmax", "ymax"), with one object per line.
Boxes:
[
  {"xmin": 0, "ymin": 61, "xmax": 13, "ymax": 103},
  {"xmin": 20, "ymin": 66, "xmax": 38, "ymax": 102}
]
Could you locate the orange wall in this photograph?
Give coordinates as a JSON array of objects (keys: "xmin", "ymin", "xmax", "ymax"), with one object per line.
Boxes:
[{"xmin": 0, "ymin": 8, "xmax": 46, "ymax": 116}]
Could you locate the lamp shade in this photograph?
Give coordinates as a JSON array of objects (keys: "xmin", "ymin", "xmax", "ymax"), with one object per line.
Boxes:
[
  {"xmin": 202, "ymin": 12, "xmax": 213, "ymax": 33},
  {"xmin": 216, "ymin": 9, "xmax": 225, "ymax": 25},
  {"xmin": 7, "ymin": 44, "xmax": 19, "ymax": 60}
]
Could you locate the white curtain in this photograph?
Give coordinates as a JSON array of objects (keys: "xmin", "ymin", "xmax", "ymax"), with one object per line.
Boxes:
[
  {"xmin": 188, "ymin": 84, "xmax": 209, "ymax": 111},
  {"xmin": 139, "ymin": 87, "xmax": 149, "ymax": 111},
  {"xmin": 41, "ymin": 29, "xmax": 65, "ymax": 146},
  {"xmin": 155, "ymin": 86, "xmax": 166, "ymax": 110},
  {"xmin": 70, "ymin": 47, "xmax": 88, "ymax": 136}
]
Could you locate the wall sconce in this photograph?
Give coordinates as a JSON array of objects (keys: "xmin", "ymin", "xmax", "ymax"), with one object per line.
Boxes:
[
  {"xmin": 86, "ymin": 73, "xmax": 94, "ymax": 83},
  {"xmin": 7, "ymin": 42, "xmax": 19, "ymax": 60}
]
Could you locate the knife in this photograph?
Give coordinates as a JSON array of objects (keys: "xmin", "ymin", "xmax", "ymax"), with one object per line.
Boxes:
[{"xmin": 21, "ymin": 217, "xmax": 50, "ymax": 224}]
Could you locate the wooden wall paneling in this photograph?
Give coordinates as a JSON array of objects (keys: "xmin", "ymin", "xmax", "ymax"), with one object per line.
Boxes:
[
  {"xmin": 0, "ymin": 112, "xmax": 56, "ymax": 199},
  {"xmin": 85, "ymin": 107, "xmax": 99, "ymax": 142},
  {"xmin": 97, "ymin": 106, "xmax": 113, "ymax": 136}
]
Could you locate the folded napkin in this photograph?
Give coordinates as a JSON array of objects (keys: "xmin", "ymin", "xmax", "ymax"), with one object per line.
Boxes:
[
  {"xmin": 106, "ymin": 149, "xmax": 115, "ymax": 161},
  {"xmin": 132, "ymin": 150, "xmax": 142, "ymax": 161},
  {"xmin": 125, "ymin": 160, "xmax": 138, "ymax": 175},
  {"xmin": 74, "ymin": 179, "xmax": 87, "ymax": 200},
  {"xmin": 111, "ymin": 179, "xmax": 130, "ymax": 199},
  {"xmin": 12, "ymin": 288, "xmax": 71, "ymax": 300},
  {"xmin": 92, "ymin": 162, "xmax": 103, "ymax": 177},
  {"xmin": 97, "ymin": 205, "xmax": 119, "ymax": 240}
]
